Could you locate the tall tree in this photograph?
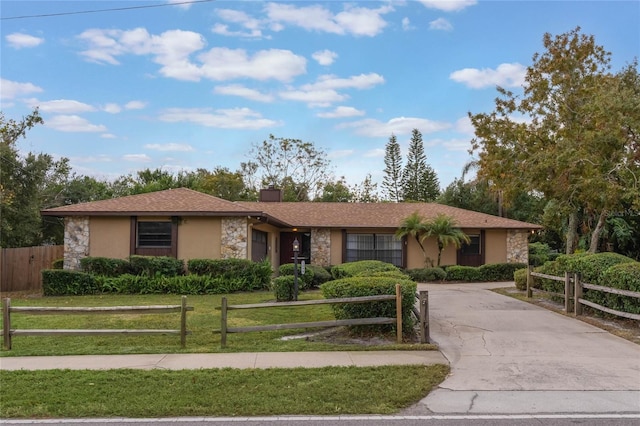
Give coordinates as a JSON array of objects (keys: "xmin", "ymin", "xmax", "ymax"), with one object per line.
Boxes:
[
  {"xmin": 316, "ymin": 177, "xmax": 354, "ymax": 202},
  {"xmin": 247, "ymin": 134, "xmax": 332, "ymax": 201},
  {"xmin": 401, "ymin": 129, "xmax": 440, "ymax": 202},
  {"xmin": 395, "ymin": 212, "xmax": 431, "ymax": 266},
  {"xmin": 470, "ymin": 27, "xmax": 640, "ymax": 254},
  {"xmin": 197, "ymin": 167, "xmax": 256, "ymax": 201},
  {"xmin": 382, "ymin": 134, "xmax": 403, "ymax": 202},
  {"xmin": 351, "ymin": 173, "xmax": 380, "ymax": 203}
]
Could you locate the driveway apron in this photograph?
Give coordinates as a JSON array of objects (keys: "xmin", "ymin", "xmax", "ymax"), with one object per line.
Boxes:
[{"xmin": 406, "ymin": 282, "xmax": 640, "ymax": 415}]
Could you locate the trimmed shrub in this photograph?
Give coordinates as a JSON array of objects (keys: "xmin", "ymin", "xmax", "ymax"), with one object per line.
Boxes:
[
  {"xmin": 187, "ymin": 259, "xmax": 272, "ymax": 291},
  {"xmin": 566, "ymin": 252, "xmax": 635, "ymax": 286},
  {"xmin": 514, "ymin": 268, "xmax": 527, "ymax": 290},
  {"xmin": 99, "ymin": 273, "xmax": 251, "ymax": 294},
  {"xmin": 367, "ymin": 270, "xmax": 412, "ymax": 280},
  {"xmin": 477, "ymin": 263, "xmax": 527, "ymax": 282},
  {"xmin": 320, "ymin": 277, "xmax": 416, "ymax": 334},
  {"xmin": 278, "ymin": 263, "xmax": 314, "ymax": 290},
  {"xmin": 532, "ymin": 260, "xmax": 565, "ymax": 293},
  {"xmin": 80, "ymin": 256, "xmax": 131, "ymax": 277},
  {"xmin": 444, "ymin": 265, "xmax": 482, "ymax": 282},
  {"xmin": 406, "ymin": 267, "xmax": 446, "ymax": 283},
  {"xmin": 42, "ymin": 270, "xmax": 99, "ymax": 296},
  {"xmin": 528, "ymin": 242, "xmax": 551, "ymax": 267},
  {"xmin": 129, "ymin": 255, "xmax": 184, "ymax": 277},
  {"xmin": 52, "ymin": 258, "xmax": 64, "ymax": 269},
  {"xmin": 307, "ymin": 265, "xmax": 333, "ymax": 287},
  {"xmin": 331, "ymin": 260, "xmax": 399, "ymax": 279},
  {"xmin": 599, "ymin": 262, "xmax": 640, "ymax": 315},
  {"xmin": 271, "ymin": 275, "xmax": 296, "ymax": 301}
]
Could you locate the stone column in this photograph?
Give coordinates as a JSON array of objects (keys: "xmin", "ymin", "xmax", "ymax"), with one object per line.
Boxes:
[
  {"xmin": 507, "ymin": 229, "xmax": 529, "ymax": 264},
  {"xmin": 221, "ymin": 217, "xmax": 248, "ymax": 259},
  {"xmin": 310, "ymin": 228, "xmax": 331, "ymax": 267},
  {"xmin": 64, "ymin": 216, "xmax": 89, "ymax": 270}
]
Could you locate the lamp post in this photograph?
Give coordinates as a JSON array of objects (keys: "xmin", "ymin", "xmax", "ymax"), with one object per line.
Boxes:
[{"xmin": 292, "ymin": 238, "xmax": 300, "ymax": 301}]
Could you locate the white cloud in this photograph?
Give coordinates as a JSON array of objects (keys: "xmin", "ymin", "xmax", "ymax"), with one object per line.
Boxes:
[
  {"xmin": 103, "ymin": 103, "xmax": 122, "ymax": 114},
  {"xmin": 312, "ymin": 50, "xmax": 338, "ymax": 66},
  {"xmin": 123, "ymin": 154, "xmax": 152, "ymax": 162},
  {"xmin": 6, "ymin": 32, "xmax": 44, "ymax": 49},
  {"xmin": 418, "ymin": 0, "xmax": 477, "ymax": 12},
  {"xmin": 198, "ymin": 48, "xmax": 306, "ymax": 82},
  {"xmin": 0, "ymin": 79, "xmax": 43, "ymax": 99},
  {"xmin": 304, "ymin": 73, "xmax": 385, "ymax": 91},
  {"xmin": 144, "ymin": 143, "xmax": 195, "ymax": 152},
  {"xmin": 430, "ymin": 18, "xmax": 453, "ymax": 31},
  {"xmin": 402, "ymin": 17, "xmax": 413, "ymax": 31},
  {"xmin": 317, "ymin": 106, "xmax": 365, "ymax": 118},
  {"xmin": 212, "ymin": 9, "xmax": 264, "ymax": 38},
  {"xmin": 279, "ymin": 89, "xmax": 347, "ymax": 107},
  {"xmin": 328, "ymin": 149, "xmax": 355, "ymax": 159},
  {"xmin": 214, "ymin": 84, "xmax": 274, "ymax": 102},
  {"xmin": 45, "ymin": 115, "xmax": 107, "ymax": 132},
  {"xmin": 158, "ymin": 107, "xmax": 280, "ymax": 129},
  {"xmin": 338, "ymin": 116, "xmax": 451, "ymax": 137},
  {"xmin": 125, "ymin": 100, "xmax": 147, "ymax": 110},
  {"xmin": 27, "ymin": 99, "xmax": 96, "ymax": 113},
  {"xmin": 449, "ymin": 62, "xmax": 526, "ymax": 89},
  {"xmin": 264, "ymin": 3, "xmax": 393, "ymax": 37},
  {"xmin": 101, "ymin": 133, "xmax": 117, "ymax": 139},
  {"xmin": 69, "ymin": 154, "xmax": 113, "ymax": 163},
  {"xmin": 454, "ymin": 116, "xmax": 474, "ymax": 134},
  {"xmin": 364, "ymin": 148, "xmax": 385, "ymax": 158}
]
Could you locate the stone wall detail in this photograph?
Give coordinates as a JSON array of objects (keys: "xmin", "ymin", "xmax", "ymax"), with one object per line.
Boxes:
[
  {"xmin": 64, "ymin": 216, "xmax": 89, "ymax": 270},
  {"xmin": 310, "ymin": 228, "xmax": 331, "ymax": 267},
  {"xmin": 221, "ymin": 217, "xmax": 247, "ymax": 259},
  {"xmin": 506, "ymin": 229, "xmax": 529, "ymax": 264}
]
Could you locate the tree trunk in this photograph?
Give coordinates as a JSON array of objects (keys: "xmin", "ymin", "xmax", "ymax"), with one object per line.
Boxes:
[
  {"xmin": 566, "ymin": 210, "xmax": 578, "ymax": 254},
  {"xmin": 588, "ymin": 210, "xmax": 607, "ymax": 253}
]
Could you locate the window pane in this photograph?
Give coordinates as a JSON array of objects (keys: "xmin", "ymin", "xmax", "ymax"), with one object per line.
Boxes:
[
  {"xmin": 346, "ymin": 233, "xmax": 403, "ymax": 267},
  {"xmin": 138, "ymin": 222, "xmax": 172, "ymax": 247},
  {"xmin": 461, "ymin": 235, "xmax": 481, "ymax": 255}
]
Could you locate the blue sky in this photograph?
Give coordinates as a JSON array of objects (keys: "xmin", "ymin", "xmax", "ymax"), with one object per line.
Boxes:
[{"xmin": 2, "ymin": 0, "xmax": 639, "ymax": 193}]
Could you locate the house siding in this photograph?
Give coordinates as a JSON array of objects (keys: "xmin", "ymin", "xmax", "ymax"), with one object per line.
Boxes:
[
  {"xmin": 485, "ymin": 229, "xmax": 507, "ymax": 264},
  {"xmin": 89, "ymin": 217, "xmax": 130, "ymax": 260},
  {"xmin": 178, "ymin": 217, "xmax": 222, "ymax": 261},
  {"xmin": 221, "ymin": 217, "xmax": 248, "ymax": 259},
  {"xmin": 64, "ymin": 216, "xmax": 89, "ymax": 270}
]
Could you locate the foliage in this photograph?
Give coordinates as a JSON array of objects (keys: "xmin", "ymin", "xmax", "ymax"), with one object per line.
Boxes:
[
  {"xmin": 406, "ymin": 267, "xmax": 446, "ymax": 282},
  {"xmin": 320, "ymin": 277, "xmax": 417, "ymax": 334},
  {"xmin": 382, "ymin": 134, "xmax": 403, "ymax": 202},
  {"xmin": 306, "ymin": 265, "xmax": 333, "ymax": 287},
  {"xmin": 330, "ymin": 260, "xmax": 400, "ymax": 279},
  {"xmin": 80, "ymin": 257, "xmax": 131, "ymax": 277},
  {"xmin": 129, "ymin": 256, "xmax": 185, "ymax": 277},
  {"xmin": 401, "ymin": 129, "xmax": 439, "ymax": 202},
  {"xmin": 196, "ymin": 166, "xmax": 257, "ymax": 201},
  {"xmin": 566, "ymin": 252, "xmax": 635, "ymax": 286},
  {"xmin": 443, "ymin": 266, "xmax": 482, "ymax": 282},
  {"xmin": 599, "ymin": 262, "xmax": 640, "ymax": 314},
  {"xmin": 528, "ymin": 242, "xmax": 553, "ymax": 267},
  {"xmin": 514, "ymin": 268, "xmax": 528, "ymax": 290},
  {"xmin": 350, "ymin": 173, "xmax": 380, "ymax": 203},
  {"xmin": 426, "ymin": 214, "xmax": 471, "ymax": 267},
  {"xmin": 187, "ymin": 259, "xmax": 272, "ymax": 291},
  {"xmin": 315, "ymin": 176, "xmax": 354, "ymax": 202},
  {"xmin": 395, "ymin": 212, "xmax": 431, "ymax": 266},
  {"xmin": 42, "ymin": 270, "xmax": 99, "ymax": 296},
  {"xmin": 271, "ymin": 275, "xmax": 296, "ymax": 301},
  {"xmin": 478, "ymin": 263, "xmax": 527, "ymax": 281},
  {"xmin": 278, "ymin": 263, "xmax": 314, "ymax": 290}
]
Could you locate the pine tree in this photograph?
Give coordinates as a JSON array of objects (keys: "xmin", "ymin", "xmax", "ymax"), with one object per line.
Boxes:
[
  {"xmin": 402, "ymin": 129, "xmax": 440, "ymax": 202},
  {"xmin": 382, "ymin": 134, "xmax": 403, "ymax": 202}
]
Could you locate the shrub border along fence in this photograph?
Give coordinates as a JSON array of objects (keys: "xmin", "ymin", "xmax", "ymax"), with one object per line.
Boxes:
[
  {"xmin": 216, "ymin": 285, "xmax": 430, "ymax": 347},
  {"xmin": 526, "ymin": 266, "xmax": 640, "ymax": 320},
  {"xmin": 1, "ymin": 296, "xmax": 193, "ymax": 350}
]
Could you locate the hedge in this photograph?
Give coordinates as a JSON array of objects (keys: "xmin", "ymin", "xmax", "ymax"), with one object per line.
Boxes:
[
  {"xmin": 445, "ymin": 263, "xmax": 526, "ymax": 282},
  {"xmin": 278, "ymin": 263, "xmax": 314, "ymax": 290},
  {"xmin": 514, "ymin": 268, "xmax": 527, "ymax": 291},
  {"xmin": 80, "ymin": 257, "xmax": 131, "ymax": 277},
  {"xmin": 129, "ymin": 255, "xmax": 185, "ymax": 277},
  {"xmin": 444, "ymin": 265, "xmax": 482, "ymax": 282},
  {"xmin": 599, "ymin": 262, "xmax": 640, "ymax": 315},
  {"xmin": 42, "ymin": 270, "xmax": 99, "ymax": 296},
  {"xmin": 330, "ymin": 260, "xmax": 400, "ymax": 279},
  {"xmin": 320, "ymin": 277, "xmax": 416, "ymax": 334},
  {"xmin": 406, "ymin": 267, "xmax": 446, "ymax": 283},
  {"xmin": 271, "ymin": 275, "xmax": 296, "ymax": 301},
  {"xmin": 187, "ymin": 258, "xmax": 272, "ymax": 291}
]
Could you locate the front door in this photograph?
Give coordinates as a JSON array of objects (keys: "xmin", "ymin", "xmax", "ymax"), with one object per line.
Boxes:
[
  {"xmin": 457, "ymin": 231, "xmax": 485, "ymax": 267},
  {"xmin": 279, "ymin": 232, "xmax": 311, "ymax": 266}
]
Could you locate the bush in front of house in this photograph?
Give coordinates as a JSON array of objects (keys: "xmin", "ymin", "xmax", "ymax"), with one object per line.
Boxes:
[
  {"xmin": 565, "ymin": 252, "xmax": 635, "ymax": 286},
  {"xmin": 52, "ymin": 258, "xmax": 64, "ymax": 269},
  {"xmin": 514, "ymin": 268, "xmax": 527, "ymax": 290},
  {"xmin": 278, "ymin": 263, "xmax": 314, "ymax": 290},
  {"xmin": 129, "ymin": 255, "xmax": 185, "ymax": 277},
  {"xmin": 42, "ymin": 270, "xmax": 99, "ymax": 296},
  {"xmin": 80, "ymin": 256, "xmax": 131, "ymax": 277},
  {"xmin": 599, "ymin": 262, "xmax": 640, "ymax": 315},
  {"xmin": 307, "ymin": 265, "xmax": 333, "ymax": 287},
  {"xmin": 406, "ymin": 267, "xmax": 446, "ymax": 283},
  {"xmin": 99, "ymin": 273, "xmax": 249, "ymax": 294},
  {"xmin": 532, "ymin": 260, "xmax": 565, "ymax": 293},
  {"xmin": 271, "ymin": 275, "xmax": 296, "ymax": 301},
  {"xmin": 320, "ymin": 276, "xmax": 416, "ymax": 335},
  {"xmin": 477, "ymin": 263, "xmax": 527, "ymax": 282},
  {"xmin": 444, "ymin": 265, "xmax": 482, "ymax": 282},
  {"xmin": 187, "ymin": 258, "xmax": 272, "ymax": 291},
  {"xmin": 367, "ymin": 270, "xmax": 413, "ymax": 280},
  {"xmin": 330, "ymin": 260, "xmax": 400, "ymax": 279}
]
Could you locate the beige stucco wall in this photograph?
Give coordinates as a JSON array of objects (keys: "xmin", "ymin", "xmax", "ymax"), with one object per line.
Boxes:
[
  {"xmin": 177, "ymin": 217, "xmax": 221, "ymax": 261},
  {"xmin": 330, "ymin": 229, "xmax": 343, "ymax": 266},
  {"xmin": 485, "ymin": 229, "xmax": 507, "ymax": 264},
  {"xmin": 89, "ymin": 217, "xmax": 130, "ymax": 259}
]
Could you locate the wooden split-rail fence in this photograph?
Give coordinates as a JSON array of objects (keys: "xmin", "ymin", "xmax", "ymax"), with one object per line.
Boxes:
[
  {"xmin": 1, "ymin": 296, "xmax": 193, "ymax": 350},
  {"xmin": 526, "ymin": 266, "xmax": 640, "ymax": 320}
]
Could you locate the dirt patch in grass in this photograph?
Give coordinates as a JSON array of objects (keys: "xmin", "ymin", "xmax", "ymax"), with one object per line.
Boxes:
[{"xmin": 494, "ymin": 287, "xmax": 640, "ymax": 345}]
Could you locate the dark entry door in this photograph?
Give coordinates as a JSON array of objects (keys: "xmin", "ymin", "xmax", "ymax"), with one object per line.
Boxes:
[
  {"xmin": 251, "ymin": 229, "xmax": 268, "ymax": 262},
  {"xmin": 279, "ymin": 232, "xmax": 311, "ymax": 265},
  {"xmin": 457, "ymin": 231, "xmax": 485, "ymax": 267}
]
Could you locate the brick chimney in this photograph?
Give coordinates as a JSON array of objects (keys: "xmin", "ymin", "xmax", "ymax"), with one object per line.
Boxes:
[{"xmin": 259, "ymin": 186, "xmax": 283, "ymax": 202}]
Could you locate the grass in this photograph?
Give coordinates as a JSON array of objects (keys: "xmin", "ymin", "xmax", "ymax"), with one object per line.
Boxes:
[
  {"xmin": 0, "ymin": 364, "xmax": 450, "ymax": 418},
  {"xmin": 1, "ymin": 290, "xmax": 436, "ymax": 356}
]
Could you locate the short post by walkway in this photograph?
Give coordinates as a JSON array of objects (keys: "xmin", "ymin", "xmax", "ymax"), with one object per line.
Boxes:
[
  {"xmin": 2, "ymin": 298, "xmax": 11, "ymax": 350},
  {"xmin": 526, "ymin": 265, "xmax": 533, "ymax": 298},
  {"xmin": 419, "ymin": 290, "xmax": 429, "ymax": 343},
  {"xmin": 574, "ymin": 272, "xmax": 583, "ymax": 316},
  {"xmin": 180, "ymin": 295, "xmax": 188, "ymax": 348},
  {"xmin": 395, "ymin": 284, "xmax": 402, "ymax": 344},
  {"xmin": 564, "ymin": 271, "xmax": 573, "ymax": 313},
  {"xmin": 220, "ymin": 297, "xmax": 228, "ymax": 348}
]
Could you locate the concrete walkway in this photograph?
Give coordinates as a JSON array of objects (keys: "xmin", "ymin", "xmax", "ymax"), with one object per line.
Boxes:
[{"xmin": 402, "ymin": 282, "xmax": 640, "ymax": 415}]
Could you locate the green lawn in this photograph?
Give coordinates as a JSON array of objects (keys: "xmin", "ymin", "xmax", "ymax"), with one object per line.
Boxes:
[{"xmin": 1, "ymin": 291, "xmax": 435, "ymax": 356}]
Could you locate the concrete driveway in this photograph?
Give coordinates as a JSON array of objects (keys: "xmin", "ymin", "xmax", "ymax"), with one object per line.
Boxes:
[{"xmin": 404, "ymin": 282, "xmax": 640, "ymax": 415}]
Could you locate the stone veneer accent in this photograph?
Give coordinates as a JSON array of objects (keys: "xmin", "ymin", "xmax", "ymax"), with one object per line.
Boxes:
[
  {"xmin": 221, "ymin": 217, "xmax": 247, "ymax": 259},
  {"xmin": 64, "ymin": 216, "xmax": 89, "ymax": 270},
  {"xmin": 506, "ymin": 229, "xmax": 529, "ymax": 264},
  {"xmin": 310, "ymin": 228, "xmax": 331, "ymax": 267}
]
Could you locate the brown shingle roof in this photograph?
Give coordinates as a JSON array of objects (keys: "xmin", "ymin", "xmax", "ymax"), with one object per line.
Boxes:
[{"xmin": 42, "ymin": 188, "xmax": 542, "ymax": 230}]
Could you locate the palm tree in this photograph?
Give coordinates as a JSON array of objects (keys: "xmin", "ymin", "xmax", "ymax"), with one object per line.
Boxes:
[
  {"xmin": 396, "ymin": 212, "xmax": 432, "ymax": 266},
  {"xmin": 425, "ymin": 214, "xmax": 471, "ymax": 266}
]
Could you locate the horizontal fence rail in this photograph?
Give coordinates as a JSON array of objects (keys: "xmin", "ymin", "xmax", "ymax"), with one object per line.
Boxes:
[
  {"xmin": 526, "ymin": 266, "xmax": 640, "ymax": 321},
  {"xmin": 1, "ymin": 296, "xmax": 193, "ymax": 350},
  {"xmin": 216, "ymin": 284, "xmax": 411, "ymax": 347}
]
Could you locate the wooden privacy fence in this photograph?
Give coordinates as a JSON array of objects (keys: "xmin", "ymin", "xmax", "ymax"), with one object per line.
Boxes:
[
  {"xmin": 0, "ymin": 245, "xmax": 63, "ymax": 293},
  {"xmin": 526, "ymin": 266, "xmax": 640, "ymax": 320},
  {"xmin": 1, "ymin": 296, "xmax": 193, "ymax": 350},
  {"xmin": 216, "ymin": 284, "xmax": 430, "ymax": 347}
]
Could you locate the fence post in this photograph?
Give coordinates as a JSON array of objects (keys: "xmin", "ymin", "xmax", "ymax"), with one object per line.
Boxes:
[
  {"xmin": 419, "ymin": 291, "xmax": 429, "ymax": 344},
  {"xmin": 564, "ymin": 272, "xmax": 573, "ymax": 313},
  {"xmin": 220, "ymin": 297, "xmax": 228, "ymax": 348},
  {"xmin": 526, "ymin": 265, "xmax": 533, "ymax": 298},
  {"xmin": 395, "ymin": 284, "xmax": 402, "ymax": 344},
  {"xmin": 180, "ymin": 296, "xmax": 187, "ymax": 348},
  {"xmin": 2, "ymin": 298, "xmax": 11, "ymax": 350},
  {"xmin": 574, "ymin": 273, "xmax": 583, "ymax": 316}
]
